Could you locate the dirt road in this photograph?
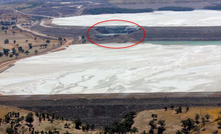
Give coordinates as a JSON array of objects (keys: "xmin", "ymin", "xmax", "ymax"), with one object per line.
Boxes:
[{"xmin": 16, "ymin": 24, "xmax": 57, "ymax": 39}]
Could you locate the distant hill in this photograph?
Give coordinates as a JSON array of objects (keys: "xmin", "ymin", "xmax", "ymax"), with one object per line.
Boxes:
[{"xmin": 108, "ymin": 0, "xmax": 221, "ymax": 9}]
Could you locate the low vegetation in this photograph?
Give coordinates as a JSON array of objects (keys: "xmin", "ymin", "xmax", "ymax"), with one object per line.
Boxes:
[
  {"xmin": 104, "ymin": 112, "xmax": 137, "ymax": 133},
  {"xmin": 203, "ymin": 4, "xmax": 221, "ymax": 10},
  {"xmin": 158, "ymin": 6, "xmax": 194, "ymax": 11},
  {"xmin": 84, "ymin": 8, "xmax": 153, "ymax": 15},
  {"xmin": 15, "ymin": 2, "xmax": 44, "ymax": 11}
]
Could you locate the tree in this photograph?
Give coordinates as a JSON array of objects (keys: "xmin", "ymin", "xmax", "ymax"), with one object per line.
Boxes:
[
  {"xmin": 35, "ymin": 112, "xmax": 39, "ymax": 117},
  {"xmin": 64, "ymin": 123, "xmax": 70, "ymax": 128},
  {"xmin": 195, "ymin": 114, "xmax": 200, "ymax": 124},
  {"xmin": 48, "ymin": 130, "xmax": 53, "ymax": 134},
  {"xmin": 43, "ymin": 44, "xmax": 48, "ymax": 48},
  {"xmin": 90, "ymin": 124, "xmax": 95, "ymax": 131},
  {"xmin": 46, "ymin": 40, "xmax": 50, "ymax": 44},
  {"xmin": 158, "ymin": 120, "xmax": 166, "ymax": 127},
  {"xmin": 218, "ymin": 121, "xmax": 221, "ymax": 128},
  {"xmin": 178, "ymin": 107, "xmax": 182, "ymax": 113},
  {"xmin": 158, "ymin": 126, "xmax": 166, "ymax": 134},
  {"xmin": 85, "ymin": 123, "xmax": 90, "ymax": 131},
  {"xmin": 151, "ymin": 114, "xmax": 157, "ymax": 120},
  {"xmin": 0, "ymin": 118, "xmax": 2, "ymax": 125},
  {"xmin": 25, "ymin": 50, "xmax": 30, "ymax": 55},
  {"xmin": 131, "ymin": 127, "xmax": 138, "ymax": 134},
  {"xmin": 12, "ymin": 48, "xmax": 16, "ymax": 55},
  {"xmin": 28, "ymin": 43, "xmax": 32, "ymax": 49},
  {"xmin": 82, "ymin": 125, "xmax": 86, "ymax": 132},
  {"xmin": 52, "ymin": 112, "xmax": 55, "ymax": 120},
  {"xmin": 149, "ymin": 120, "xmax": 156, "ymax": 130},
  {"xmin": 26, "ymin": 40, "xmax": 28, "ymax": 43},
  {"xmin": 39, "ymin": 116, "xmax": 42, "ymax": 123},
  {"xmin": 176, "ymin": 107, "xmax": 182, "ymax": 114},
  {"xmin": 205, "ymin": 114, "xmax": 210, "ymax": 122},
  {"xmin": 181, "ymin": 118, "xmax": 195, "ymax": 133},
  {"xmin": 164, "ymin": 107, "xmax": 167, "ymax": 111},
  {"xmin": 170, "ymin": 105, "xmax": 174, "ymax": 109},
  {"xmin": 13, "ymin": 40, "xmax": 16, "ymax": 44},
  {"xmin": 74, "ymin": 118, "xmax": 82, "ymax": 129},
  {"xmin": 4, "ymin": 39, "xmax": 9, "ymax": 44},
  {"xmin": 186, "ymin": 107, "xmax": 189, "ymax": 112},
  {"xmin": 175, "ymin": 108, "xmax": 180, "ymax": 114},
  {"xmin": 6, "ymin": 127, "xmax": 14, "ymax": 134},
  {"xmin": 5, "ymin": 114, "xmax": 10, "ymax": 123},
  {"xmin": 58, "ymin": 37, "xmax": 62, "ymax": 41},
  {"xmin": 201, "ymin": 117, "xmax": 206, "ymax": 129},
  {"xmin": 176, "ymin": 130, "xmax": 182, "ymax": 134},
  {"xmin": 212, "ymin": 130, "xmax": 218, "ymax": 134},
  {"xmin": 46, "ymin": 113, "xmax": 49, "ymax": 120},
  {"xmin": 149, "ymin": 129, "xmax": 154, "ymax": 134},
  {"xmin": 193, "ymin": 125, "xmax": 200, "ymax": 133},
  {"xmin": 25, "ymin": 113, "xmax": 34, "ymax": 126},
  {"xmin": 3, "ymin": 48, "xmax": 10, "ymax": 56},
  {"xmin": 0, "ymin": 52, "xmax": 3, "ymax": 57},
  {"xmin": 64, "ymin": 131, "xmax": 70, "ymax": 134},
  {"xmin": 141, "ymin": 130, "xmax": 148, "ymax": 134},
  {"xmin": 18, "ymin": 46, "xmax": 23, "ymax": 52},
  {"xmin": 9, "ymin": 53, "xmax": 13, "ymax": 58},
  {"xmin": 21, "ymin": 126, "xmax": 27, "ymax": 134}
]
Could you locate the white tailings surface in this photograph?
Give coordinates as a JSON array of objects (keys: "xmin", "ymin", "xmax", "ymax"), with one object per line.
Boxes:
[
  {"xmin": 0, "ymin": 43, "xmax": 221, "ymax": 95},
  {"xmin": 52, "ymin": 10, "xmax": 221, "ymax": 26}
]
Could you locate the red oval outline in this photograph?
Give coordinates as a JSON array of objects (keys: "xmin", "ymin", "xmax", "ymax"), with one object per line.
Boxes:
[{"xmin": 87, "ymin": 19, "xmax": 146, "ymax": 49}]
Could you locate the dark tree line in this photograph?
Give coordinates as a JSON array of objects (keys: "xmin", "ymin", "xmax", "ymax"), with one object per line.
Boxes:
[
  {"xmin": 203, "ymin": 4, "xmax": 221, "ymax": 10},
  {"xmin": 158, "ymin": 6, "xmax": 194, "ymax": 11},
  {"xmin": 84, "ymin": 8, "xmax": 153, "ymax": 15}
]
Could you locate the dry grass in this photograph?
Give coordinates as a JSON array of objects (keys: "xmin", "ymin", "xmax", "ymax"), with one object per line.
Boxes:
[
  {"xmin": 0, "ymin": 28, "xmax": 60, "ymax": 63},
  {"xmin": 0, "ymin": 4, "xmax": 30, "ymax": 10},
  {"xmin": 37, "ymin": 120, "xmax": 99, "ymax": 134},
  {"xmin": 133, "ymin": 107, "xmax": 221, "ymax": 134},
  {"xmin": 0, "ymin": 105, "xmax": 30, "ymax": 119},
  {"xmin": 0, "ymin": 104, "xmax": 100, "ymax": 134},
  {"xmin": 0, "ymin": 105, "xmax": 34, "ymax": 134}
]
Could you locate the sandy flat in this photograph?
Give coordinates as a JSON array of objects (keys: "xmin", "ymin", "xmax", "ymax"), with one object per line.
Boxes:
[{"xmin": 0, "ymin": 43, "xmax": 221, "ymax": 95}]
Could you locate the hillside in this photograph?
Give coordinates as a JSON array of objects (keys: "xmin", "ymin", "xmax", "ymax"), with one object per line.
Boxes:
[
  {"xmin": 0, "ymin": 105, "xmax": 98, "ymax": 134},
  {"xmin": 133, "ymin": 107, "xmax": 221, "ymax": 134},
  {"xmin": 108, "ymin": 0, "xmax": 221, "ymax": 9}
]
